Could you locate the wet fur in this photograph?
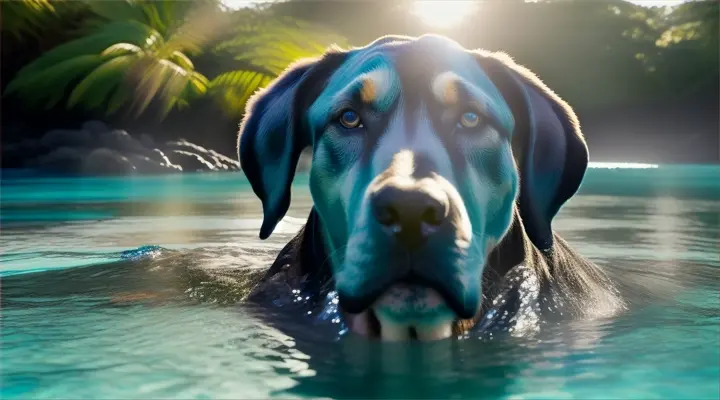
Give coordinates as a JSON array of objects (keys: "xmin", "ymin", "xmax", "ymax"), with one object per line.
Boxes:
[
  {"xmin": 241, "ymin": 35, "xmax": 625, "ymax": 335},
  {"xmin": 249, "ymin": 207, "xmax": 623, "ymax": 335}
]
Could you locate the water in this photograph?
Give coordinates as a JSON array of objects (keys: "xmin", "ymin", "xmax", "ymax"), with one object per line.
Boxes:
[{"xmin": 1, "ymin": 165, "xmax": 718, "ymax": 399}]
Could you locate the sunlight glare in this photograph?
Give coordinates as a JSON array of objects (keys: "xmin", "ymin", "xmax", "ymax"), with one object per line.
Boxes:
[
  {"xmin": 624, "ymin": 0, "xmax": 687, "ymax": 7},
  {"xmin": 589, "ymin": 162, "xmax": 659, "ymax": 169},
  {"xmin": 412, "ymin": 1, "xmax": 478, "ymax": 29},
  {"xmin": 220, "ymin": 0, "xmax": 263, "ymax": 10}
]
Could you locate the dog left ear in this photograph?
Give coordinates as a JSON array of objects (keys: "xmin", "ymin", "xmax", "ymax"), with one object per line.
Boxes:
[
  {"xmin": 239, "ymin": 51, "xmax": 346, "ymax": 239},
  {"xmin": 473, "ymin": 51, "xmax": 589, "ymax": 251}
]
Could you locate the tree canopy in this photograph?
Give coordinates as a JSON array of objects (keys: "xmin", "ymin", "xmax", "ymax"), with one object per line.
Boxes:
[
  {"xmin": 2, "ymin": 0, "xmax": 345, "ymax": 120},
  {"xmin": 1, "ymin": 0, "xmax": 717, "ymax": 164}
]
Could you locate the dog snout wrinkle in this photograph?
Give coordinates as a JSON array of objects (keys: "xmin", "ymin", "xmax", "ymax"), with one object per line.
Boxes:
[{"xmin": 370, "ymin": 183, "xmax": 449, "ymax": 248}]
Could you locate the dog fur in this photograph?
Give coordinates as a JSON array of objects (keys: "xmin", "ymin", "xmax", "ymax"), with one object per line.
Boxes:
[{"xmin": 239, "ymin": 35, "xmax": 625, "ymax": 339}]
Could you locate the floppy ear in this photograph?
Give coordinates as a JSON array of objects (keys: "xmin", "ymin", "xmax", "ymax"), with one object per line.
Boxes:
[
  {"xmin": 238, "ymin": 51, "xmax": 346, "ymax": 239},
  {"xmin": 474, "ymin": 51, "xmax": 589, "ymax": 251}
]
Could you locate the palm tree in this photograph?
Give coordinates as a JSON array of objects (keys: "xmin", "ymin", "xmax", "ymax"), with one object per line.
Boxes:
[{"xmin": 4, "ymin": 0, "xmax": 346, "ymax": 120}]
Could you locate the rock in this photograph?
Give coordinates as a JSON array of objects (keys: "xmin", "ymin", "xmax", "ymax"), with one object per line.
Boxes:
[
  {"xmin": 150, "ymin": 149, "xmax": 179, "ymax": 167},
  {"xmin": 40, "ymin": 129, "xmax": 93, "ymax": 149},
  {"xmin": 81, "ymin": 148, "xmax": 136, "ymax": 176},
  {"xmin": 138, "ymin": 133, "xmax": 155, "ymax": 149},
  {"xmin": 2, "ymin": 121, "xmax": 238, "ymax": 177},
  {"xmin": 126, "ymin": 154, "xmax": 181, "ymax": 175},
  {"xmin": 207, "ymin": 150, "xmax": 240, "ymax": 170},
  {"xmin": 166, "ymin": 150, "xmax": 216, "ymax": 172},
  {"xmin": 82, "ymin": 120, "xmax": 110, "ymax": 136},
  {"xmin": 164, "ymin": 139, "xmax": 240, "ymax": 170},
  {"xmin": 31, "ymin": 146, "xmax": 87, "ymax": 173},
  {"xmin": 165, "ymin": 139, "xmax": 207, "ymax": 153},
  {"xmin": 2, "ymin": 139, "xmax": 48, "ymax": 168},
  {"xmin": 98, "ymin": 129, "xmax": 152, "ymax": 157}
]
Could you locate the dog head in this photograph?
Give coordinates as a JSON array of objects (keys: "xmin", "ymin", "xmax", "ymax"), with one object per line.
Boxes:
[{"xmin": 239, "ymin": 35, "xmax": 588, "ymax": 341}]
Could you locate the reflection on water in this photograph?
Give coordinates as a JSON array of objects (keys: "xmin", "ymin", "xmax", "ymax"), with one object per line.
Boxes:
[{"xmin": 1, "ymin": 166, "xmax": 719, "ymax": 399}]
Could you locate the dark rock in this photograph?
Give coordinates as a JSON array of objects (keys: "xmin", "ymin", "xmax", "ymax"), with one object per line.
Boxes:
[
  {"xmin": 165, "ymin": 139, "xmax": 208, "ymax": 154},
  {"xmin": 166, "ymin": 150, "xmax": 216, "ymax": 172},
  {"xmin": 3, "ymin": 120, "xmax": 237, "ymax": 176},
  {"xmin": 99, "ymin": 129, "xmax": 152, "ymax": 157},
  {"xmin": 206, "ymin": 150, "xmax": 240, "ymax": 170},
  {"xmin": 40, "ymin": 129, "xmax": 93, "ymax": 149},
  {"xmin": 2, "ymin": 139, "xmax": 48, "ymax": 168},
  {"xmin": 126, "ymin": 154, "xmax": 181, "ymax": 175},
  {"xmin": 150, "ymin": 149, "xmax": 178, "ymax": 167},
  {"xmin": 81, "ymin": 148, "xmax": 136, "ymax": 176},
  {"xmin": 139, "ymin": 149, "xmax": 163, "ymax": 164},
  {"xmin": 164, "ymin": 139, "xmax": 240, "ymax": 170},
  {"xmin": 138, "ymin": 134, "xmax": 155, "ymax": 149},
  {"xmin": 82, "ymin": 120, "xmax": 109, "ymax": 136},
  {"xmin": 31, "ymin": 146, "xmax": 87, "ymax": 173}
]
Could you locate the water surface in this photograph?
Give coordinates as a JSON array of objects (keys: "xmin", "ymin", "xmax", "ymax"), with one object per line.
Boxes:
[{"xmin": 1, "ymin": 165, "xmax": 718, "ymax": 399}]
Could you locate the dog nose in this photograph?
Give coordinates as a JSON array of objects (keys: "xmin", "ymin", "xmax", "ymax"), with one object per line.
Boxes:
[{"xmin": 370, "ymin": 184, "xmax": 449, "ymax": 247}]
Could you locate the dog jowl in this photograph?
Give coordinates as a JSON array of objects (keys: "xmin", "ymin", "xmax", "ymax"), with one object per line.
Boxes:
[{"xmin": 239, "ymin": 35, "xmax": 594, "ymax": 341}]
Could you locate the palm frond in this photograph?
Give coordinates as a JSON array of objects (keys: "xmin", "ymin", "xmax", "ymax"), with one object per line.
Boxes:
[
  {"xmin": 10, "ymin": 20, "xmax": 157, "ymax": 80},
  {"xmin": 5, "ymin": 54, "xmax": 108, "ymax": 109},
  {"xmin": 188, "ymin": 72, "xmax": 210, "ymax": 97},
  {"xmin": 207, "ymin": 70, "xmax": 273, "ymax": 116},
  {"xmin": 1, "ymin": 0, "xmax": 63, "ymax": 41},
  {"xmin": 4, "ymin": 0, "xmax": 348, "ymax": 121},
  {"xmin": 102, "ymin": 42, "xmax": 145, "ymax": 57},
  {"xmin": 206, "ymin": 13, "xmax": 347, "ymax": 117},
  {"xmin": 4, "ymin": 1, "xmax": 220, "ymax": 120},
  {"xmin": 67, "ymin": 55, "xmax": 136, "ymax": 110},
  {"xmin": 81, "ymin": 0, "xmax": 149, "ymax": 26}
]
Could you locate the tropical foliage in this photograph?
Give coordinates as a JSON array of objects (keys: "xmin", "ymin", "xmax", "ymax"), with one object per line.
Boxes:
[
  {"xmin": 2, "ymin": 0, "xmax": 716, "ymax": 121},
  {"xmin": 1, "ymin": 0, "xmax": 80, "ymax": 41},
  {"xmin": 270, "ymin": 0, "xmax": 718, "ymax": 112},
  {"xmin": 3, "ymin": 0, "xmax": 346, "ymax": 120}
]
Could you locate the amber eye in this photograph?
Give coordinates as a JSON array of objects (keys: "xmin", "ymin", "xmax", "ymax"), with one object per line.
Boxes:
[
  {"xmin": 458, "ymin": 111, "xmax": 481, "ymax": 129},
  {"xmin": 339, "ymin": 109, "xmax": 363, "ymax": 129}
]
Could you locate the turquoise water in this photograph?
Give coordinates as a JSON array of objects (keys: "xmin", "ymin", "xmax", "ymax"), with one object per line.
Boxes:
[{"xmin": 1, "ymin": 165, "xmax": 718, "ymax": 399}]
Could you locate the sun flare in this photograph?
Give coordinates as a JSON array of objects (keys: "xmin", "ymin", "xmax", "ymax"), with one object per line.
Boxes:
[{"xmin": 412, "ymin": 1, "xmax": 478, "ymax": 29}]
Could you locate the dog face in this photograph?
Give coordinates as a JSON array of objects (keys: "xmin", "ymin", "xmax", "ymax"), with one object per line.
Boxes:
[{"xmin": 239, "ymin": 35, "xmax": 588, "ymax": 341}]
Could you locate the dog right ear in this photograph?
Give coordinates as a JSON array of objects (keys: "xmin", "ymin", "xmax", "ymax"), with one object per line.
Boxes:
[
  {"xmin": 472, "ymin": 50, "xmax": 589, "ymax": 252},
  {"xmin": 238, "ymin": 51, "xmax": 346, "ymax": 240}
]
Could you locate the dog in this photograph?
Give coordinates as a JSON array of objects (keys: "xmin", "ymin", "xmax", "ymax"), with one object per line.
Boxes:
[{"xmin": 239, "ymin": 34, "xmax": 625, "ymax": 342}]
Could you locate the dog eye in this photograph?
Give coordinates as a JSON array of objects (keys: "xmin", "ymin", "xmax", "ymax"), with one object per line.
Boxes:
[
  {"xmin": 339, "ymin": 110, "xmax": 363, "ymax": 129},
  {"xmin": 458, "ymin": 111, "xmax": 481, "ymax": 129}
]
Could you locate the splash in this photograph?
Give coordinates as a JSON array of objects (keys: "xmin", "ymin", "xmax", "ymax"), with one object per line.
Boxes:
[{"xmin": 119, "ymin": 245, "xmax": 165, "ymax": 261}]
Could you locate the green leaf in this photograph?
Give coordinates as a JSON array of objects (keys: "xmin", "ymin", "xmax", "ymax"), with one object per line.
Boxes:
[
  {"xmin": 82, "ymin": 0, "xmax": 149, "ymax": 25},
  {"xmin": 4, "ymin": 54, "xmax": 106, "ymax": 108},
  {"xmin": 102, "ymin": 42, "xmax": 144, "ymax": 56},
  {"xmin": 169, "ymin": 50, "xmax": 194, "ymax": 70},
  {"xmin": 107, "ymin": 84, "xmax": 133, "ymax": 115},
  {"xmin": 188, "ymin": 71, "xmax": 209, "ymax": 97},
  {"xmin": 67, "ymin": 55, "xmax": 135, "ymax": 109},
  {"xmin": 12, "ymin": 20, "xmax": 156, "ymax": 79}
]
